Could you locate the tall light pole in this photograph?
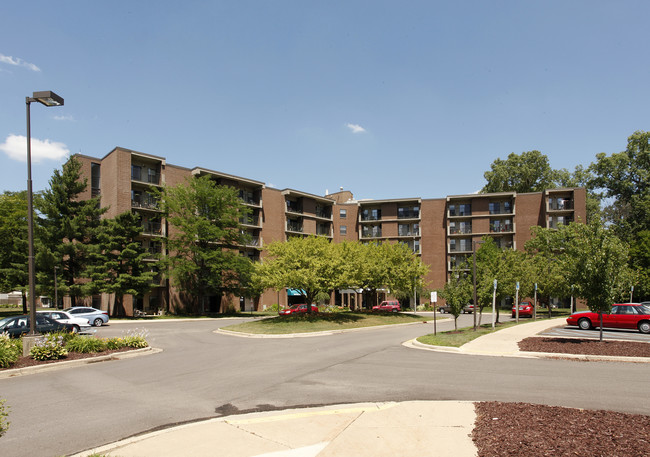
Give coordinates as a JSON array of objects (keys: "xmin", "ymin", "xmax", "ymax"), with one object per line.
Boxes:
[
  {"xmin": 26, "ymin": 91, "xmax": 64, "ymax": 335},
  {"xmin": 54, "ymin": 265, "xmax": 59, "ymax": 310},
  {"xmin": 472, "ymin": 239, "xmax": 484, "ymax": 331}
]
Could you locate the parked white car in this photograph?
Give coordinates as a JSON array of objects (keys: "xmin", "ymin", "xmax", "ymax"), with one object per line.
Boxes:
[{"xmin": 37, "ymin": 310, "xmax": 92, "ymax": 333}]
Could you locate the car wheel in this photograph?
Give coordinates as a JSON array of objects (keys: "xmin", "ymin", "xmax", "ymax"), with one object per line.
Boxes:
[
  {"xmin": 638, "ymin": 321, "xmax": 650, "ymax": 334},
  {"xmin": 71, "ymin": 325, "xmax": 80, "ymax": 333},
  {"xmin": 93, "ymin": 318, "xmax": 104, "ymax": 327},
  {"xmin": 578, "ymin": 318, "xmax": 592, "ymax": 330}
]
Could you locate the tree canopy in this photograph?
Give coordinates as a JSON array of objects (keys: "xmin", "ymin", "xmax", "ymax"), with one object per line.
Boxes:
[
  {"xmin": 0, "ymin": 191, "xmax": 29, "ymax": 312},
  {"xmin": 482, "ymin": 150, "xmax": 561, "ymax": 194}
]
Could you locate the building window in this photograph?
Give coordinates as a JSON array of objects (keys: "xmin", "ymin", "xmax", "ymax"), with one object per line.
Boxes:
[
  {"xmin": 361, "ymin": 208, "xmax": 381, "ymax": 221},
  {"xmin": 397, "ymin": 206, "xmax": 420, "ymax": 219},
  {"xmin": 362, "ymin": 225, "xmax": 382, "ymax": 238},
  {"xmin": 131, "ymin": 165, "xmax": 141, "ymax": 181},
  {"xmin": 449, "ymin": 221, "xmax": 472, "ymax": 234},
  {"xmin": 449, "ymin": 204, "xmax": 471, "ymax": 217},
  {"xmin": 398, "ymin": 223, "xmax": 419, "ymax": 236},
  {"xmin": 91, "ymin": 163, "xmax": 100, "ymax": 197},
  {"xmin": 490, "ymin": 219, "xmax": 513, "ymax": 233},
  {"xmin": 340, "ymin": 225, "xmax": 347, "ymax": 235},
  {"xmin": 339, "ymin": 208, "xmax": 347, "ymax": 219}
]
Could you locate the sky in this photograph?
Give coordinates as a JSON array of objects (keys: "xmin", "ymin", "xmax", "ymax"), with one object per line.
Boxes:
[{"xmin": 1, "ymin": 1, "xmax": 649, "ymax": 200}]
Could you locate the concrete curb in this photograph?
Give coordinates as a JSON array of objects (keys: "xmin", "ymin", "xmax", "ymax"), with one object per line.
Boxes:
[
  {"xmin": 406, "ymin": 337, "xmax": 650, "ymax": 363},
  {"xmin": 0, "ymin": 347, "xmax": 162, "ymax": 379}
]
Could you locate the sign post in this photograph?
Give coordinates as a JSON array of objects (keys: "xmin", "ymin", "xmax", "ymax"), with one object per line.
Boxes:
[
  {"xmin": 515, "ymin": 281, "xmax": 520, "ymax": 323},
  {"xmin": 492, "ymin": 279, "xmax": 497, "ymax": 330},
  {"xmin": 431, "ymin": 291, "xmax": 437, "ymax": 335},
  {"xmin": 533, "ymin": 283, "xmax": 537, "ymax": 320}
]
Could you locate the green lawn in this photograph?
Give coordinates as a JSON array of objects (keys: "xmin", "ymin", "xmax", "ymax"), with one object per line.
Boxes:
[
  {"xmin": 222, "ymin": 311, "xmax": 432, "ymax": 334},
  {"xmin": 417, "ymin": 321, "xmax": 520, "ymax": 347}
]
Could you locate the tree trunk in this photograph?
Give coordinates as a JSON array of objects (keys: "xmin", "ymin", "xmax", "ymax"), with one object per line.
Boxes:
[{"xmin": 599, "ymin": 312, "xmax": 604, "ymax": 342}]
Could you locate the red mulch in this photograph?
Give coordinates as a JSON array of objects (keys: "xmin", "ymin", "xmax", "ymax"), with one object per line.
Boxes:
[
  {"xmin": 2, "ymin": 347, "xmax": 135, "ymax": 370},
  {"xmin": 518, "ymin": 337, "xmax": 650, "ymax": 357},
  {"xmin": 473, "ymin": 402, "xmax": 650, "ymax": 457}
]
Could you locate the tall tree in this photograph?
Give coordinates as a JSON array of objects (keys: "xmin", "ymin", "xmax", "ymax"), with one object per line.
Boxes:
[
  {"xmin": 162, "ymin": 176, "xmax": 252, "ymax": 313},
  {"xmin": 629, "ymin": 231, "xmax": 650, "ymax": 301},
  {"xmin": 36, "ymin": 157, "xmax": 106, "ymax": 307},
  {"xmin": 438, "ymin": 264, "xmax": 472, "ymax": 330},
  {"xmin": 482, "ymin": 150, "xmax": 560, "ymax": 193},
  {"xmin": 563, "ymin": 222, "xmax": 634, "ymax": 341},
  {"xmin": 590, "ymin": 130, "xmax": 650, "ymax": 238},
  {"xmin": 0, "ymin": 191, "xmax": 29, "ymax": 312},
  {"xmin": 87, "ymin": 212, "xmax": 156, "ymax": 316}
]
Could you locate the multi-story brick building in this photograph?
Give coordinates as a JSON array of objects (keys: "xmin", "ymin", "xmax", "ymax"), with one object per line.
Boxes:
[{"xmin": 74, "ymin": 147, "xmax": 586, "ymax": 315}]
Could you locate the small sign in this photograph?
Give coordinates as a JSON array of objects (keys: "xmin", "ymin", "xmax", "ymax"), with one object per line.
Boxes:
[
  {"xmin": 493, "ymin": 279, "xmax": 497, "ymax": 290},
  {"xmin": 516, "ymin": 281, "xmax": 520, "ymax": 290},
  {"xmin": 430, "ymin": 291, "xmax": 437, "ymax": 303}
]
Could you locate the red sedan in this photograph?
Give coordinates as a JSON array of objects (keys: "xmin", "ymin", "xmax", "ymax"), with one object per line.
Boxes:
[
  {"xmin": 372, "ymin": 300, "xmax": 401, "ymax": 312},
  {"xmin": 566, "ymin": 303, "xmax": 650, "ymax": 334},
  {"xmin": 512, "ymin": 301, "xmax": 533, "ymax": 318},
  {"xmin": 279, "ymin": 304, "xmax": 319, "ymax": 315}
]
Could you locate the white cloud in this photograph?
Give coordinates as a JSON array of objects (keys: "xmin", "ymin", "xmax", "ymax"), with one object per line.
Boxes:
[
  {"xmin": 0, "ymin": 134, "xmax": 69, "ymax": 163},
  {"xmin": 346, "ymin": 123, "xmax": 366, "ymax": 134},
  {"xmin": 54, "ymin": 114, "xmax": 75, "ymax": 121},
  {"xmin": 0, "ymin": 54, "xmax": 41, "ymax": 72}
]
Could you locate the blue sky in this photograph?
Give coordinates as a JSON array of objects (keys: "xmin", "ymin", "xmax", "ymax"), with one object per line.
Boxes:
[{"xmin": 1, "ymin": 1, "xmax": 648, "ymax": 200}]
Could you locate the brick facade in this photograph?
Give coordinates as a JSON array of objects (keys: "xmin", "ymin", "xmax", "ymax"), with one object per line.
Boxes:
[{"xmin": 73, "ymin": 148, "xmax": 587, "ymax": 315}]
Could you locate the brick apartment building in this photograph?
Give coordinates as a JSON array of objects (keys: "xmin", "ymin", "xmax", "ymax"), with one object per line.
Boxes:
[{"xmin": 74, "ymin": 147, "xmax": 586, "ymax": 315}]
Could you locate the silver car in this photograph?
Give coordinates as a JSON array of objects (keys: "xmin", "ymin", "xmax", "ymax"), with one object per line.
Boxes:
[
  {"xmin": 63, "ymin": 307, "xmax": 110, "ymax": 327},
  {"xmin": 38, "ymin": 310, "xmax": 92, "ymax": 333}
]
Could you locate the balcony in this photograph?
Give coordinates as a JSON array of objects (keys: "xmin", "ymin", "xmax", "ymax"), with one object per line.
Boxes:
[
  {"xmin": 361, "ymin": 227, "xmax": 382, "ymax": 238},
  {"xmin": 240, "ymin": 215, "xmax": 260, "ymax": 226},
  {"xmin": 131, "ymin": 166, "xmax": 160, "ymax": 186},
  {"xmin": 286, "ymin": 202, "xmax": 302, "ymax": 214},
  {"xmin": 142, "ymin": 222, "xmax": 162, "ymax": 235},
  {"xmin": 286, "ymin": 222, "xmax": 303, "ymax": 233},
  {"xmin": 397, "ymin": 209, "xmax": 420, "ymax": 219},
  {"xmin": 548, "ymin": 199, "xmax": 574, "ymax": 211},
  {"xmin": 490, "ymin": 224, "xmax": 513, "ymax": 233}
]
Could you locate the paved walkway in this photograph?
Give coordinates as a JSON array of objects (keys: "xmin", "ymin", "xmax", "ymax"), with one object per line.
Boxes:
[{"xmin": 69, "ymin": 318, "xmax": 577, "ymax": 457}]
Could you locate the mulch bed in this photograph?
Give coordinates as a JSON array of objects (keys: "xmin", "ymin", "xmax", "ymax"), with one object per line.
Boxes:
[
  {"xmin": 518, "ymin": 337, "xmax": 650, "ymax": 357},
  {"xmin": 2, "ymin": 347, "xmax": 135, "ymax": 370},
  {"xmin": 473, "ymin": 402, "xmax": 650, "ymax": 457}
]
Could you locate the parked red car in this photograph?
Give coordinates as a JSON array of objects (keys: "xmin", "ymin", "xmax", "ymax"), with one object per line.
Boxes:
[
  {"xmin": 512, "ymin": 301, "xmax": 533, "ymax": 318},
  {"xmin": 372, "ymin": 300, "xmax": 401, "ymax": 312},
  {"xmin": 279, "ymin": 304, "xmax": 319, "ymax": 315},
  {"xmin": 566, "ymin": 303, "xmax": 650, "ymax": 334}
]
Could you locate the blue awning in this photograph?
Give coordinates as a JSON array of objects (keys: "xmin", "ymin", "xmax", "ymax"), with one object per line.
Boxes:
[{"xmin": 287, "ymin": 289, "xmax": 306, "ymax": 296}]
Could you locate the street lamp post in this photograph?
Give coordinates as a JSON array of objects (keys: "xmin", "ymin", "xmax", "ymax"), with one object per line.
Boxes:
[
  {"xmin": 472, "ymin": 239, "xmax": 484, "ymax": 331},
  {"xmin": 54, "ymin": 265, "xmax": 59, "ymax": 310},
  {"xmin": 26, "ymin": 91, "xmax": 64, "ymax": 336}
]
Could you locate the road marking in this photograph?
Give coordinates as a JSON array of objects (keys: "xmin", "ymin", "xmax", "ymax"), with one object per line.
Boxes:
[{"xmin": 253, "ymin": 442, "xmax": 328, "ymax": 457}]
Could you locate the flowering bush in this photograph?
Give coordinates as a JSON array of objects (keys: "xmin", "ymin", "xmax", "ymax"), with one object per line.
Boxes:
[
  {"xmin": 29, "ymin": 335, "xmax": 68, "ymax": 361},
  {"xmin": 105, "ymin": 337, "xmax": 126, "ymax": 350},
  {"xmin": 0, "ymin": 333, "xmax": 21, "ymax": 368},
  {"xmin": 122, "ymin": 328, "xmax": 149, "ymax": 348}
]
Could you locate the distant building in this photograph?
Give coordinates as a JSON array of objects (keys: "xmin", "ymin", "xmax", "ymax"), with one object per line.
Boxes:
[{"xmin": 73, "ymin": 148, "xmax": 586, "ymax": 315}]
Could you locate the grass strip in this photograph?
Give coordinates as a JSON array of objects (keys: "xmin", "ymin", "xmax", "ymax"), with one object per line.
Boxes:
[{"xmin": 223, "ymin": 312, "xmax": 430, "ymax": 334}]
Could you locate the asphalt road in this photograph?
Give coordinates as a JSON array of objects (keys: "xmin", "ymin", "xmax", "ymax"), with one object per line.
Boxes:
[{"xmin": 0, "ymin": 314, "xmax": 648, "ymax": 457}]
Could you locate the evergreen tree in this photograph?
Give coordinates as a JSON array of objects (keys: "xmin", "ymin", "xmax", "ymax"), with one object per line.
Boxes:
[
  {"xmin": 87, "ymin": 211, "xmax": 156, "ymax": 316},
  {"xmin": 36, "ymin": 157, "xmax": 106, "ymax": 306}
]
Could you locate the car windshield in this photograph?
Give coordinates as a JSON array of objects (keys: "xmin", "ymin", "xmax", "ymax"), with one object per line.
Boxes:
[
  {"xmin": 0, "ymin": 317, "xmax": 12, "ymax": 328},
  {"xmin": 640, "ymin": 305, "xmax": 650, "ymax": 315}
]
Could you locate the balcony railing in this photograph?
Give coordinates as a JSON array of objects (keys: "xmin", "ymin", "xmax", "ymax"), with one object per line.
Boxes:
[
  {"xmin": 449, "ymin": 244, "xmax": 472, "ymax": 252},
  {"xmin": 240, "ymin": 216, "xmax": 259, "ymax": 226},
  {"xmin": 132, "ymin": 199, "xmax": 160, "ymax": 210},
  {"xmin": 360, "ymin": 214, "xmax": 381, "ymax": 221},
  {"xmin": 449, "ymin": 226, "xmax": 472, "ymax": 235},
  {"xmin": 316, "ymin": 209, "xmax": 332, "ymax": 219},
  {"xmin": 490, "ymin": 224, "xmax": 513, "ymax": 233},
  {"xmin": 489, "ymin": 207, "xmax": 513, "ymax": 215},
  {"xmin": 317, "ymin": 227, "xmax": 331, "ymax": 236},
  {"xmin": 549, "ymin": 200, "xmax": 574, "ymax": 210},
  {"xmin": 361, "ymin": 228, "xmax": 382, "ymax": 238},
  {"xmin": 397, "ymin": 210, "xmax": 420, "ymax": 219},
  {"xmin": 132, "ymin": 171, "xmax": 160, "ymax": 185},
  {"xmin": 286, "ymin": 223, "xmax": 303, "ymax": 232},
  {"xmin": 286, "ymin": 202, "xmax": 302, "ymax": 213},
  {"xmin": 398, "ymin": 229, "xmax": 420, "ymax": 236}
]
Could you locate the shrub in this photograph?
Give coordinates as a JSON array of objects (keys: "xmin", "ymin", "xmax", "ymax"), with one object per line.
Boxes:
[
  {"xmin": 0, "ymin": 333, "xmax": 21, "ymax": 368},
  {"xmin": 30, "ymin": 335, "xmax": 68, "ymax": 361},
  {"xmin": 65, "ymin": 336, "xmax": 107, "ymax": 353},
  {"xmin": 49, "ymin": 330, "xmax": 78, "ymax": 345},
  {"xmin": 0, "ymin": 399, "xmax": 9, "ymax": 438}
]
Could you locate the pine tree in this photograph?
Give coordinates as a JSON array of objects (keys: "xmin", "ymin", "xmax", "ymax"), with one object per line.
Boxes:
[{"xmin": 36, "ymin": 157, "xmax": 106, "ymax": 307}]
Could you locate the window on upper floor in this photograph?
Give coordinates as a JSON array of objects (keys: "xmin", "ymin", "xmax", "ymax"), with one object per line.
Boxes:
[
  {"xmin": 449, "ymin": 204, "xmax": 471, "ymax": 216},
  {"xmin": 361, "ymin": 208, "xmax": 381, "ymax": 221},
  {"xmin": 340, "ymin": 225, "xmax": 347, "ymax": 235},
  {"xmin": 397, "ymin": 206, "xmax": 420, "ymax": 218},
  {"xmin": 339, "ymin": 208, "xmax": 347, "ymax": 219}
]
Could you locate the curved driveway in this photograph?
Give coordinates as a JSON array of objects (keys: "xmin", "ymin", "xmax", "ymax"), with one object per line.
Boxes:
[{"xmin": 0, "ymin": 315, "xmax": 648, "ymax": 457}]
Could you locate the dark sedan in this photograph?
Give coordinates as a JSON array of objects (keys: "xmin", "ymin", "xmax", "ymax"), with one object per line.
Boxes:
[
  {"xmin": 566, "ymin": 303, "xmax": 650, "ymax": 334},
  {"xmin": 0, "ymin": 314, "xmax": 76, "ymax": 338}
]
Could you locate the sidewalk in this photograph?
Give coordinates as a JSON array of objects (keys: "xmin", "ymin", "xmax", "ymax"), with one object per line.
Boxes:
[{"xmin": 70, "ymin": 401, "xmax": 479, "ymax": 457}]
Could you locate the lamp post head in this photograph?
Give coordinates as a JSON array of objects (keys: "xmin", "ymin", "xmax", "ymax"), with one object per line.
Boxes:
[{"xmin": 31, "ymin": 91, "xmax": 64, "ymax": 107}]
